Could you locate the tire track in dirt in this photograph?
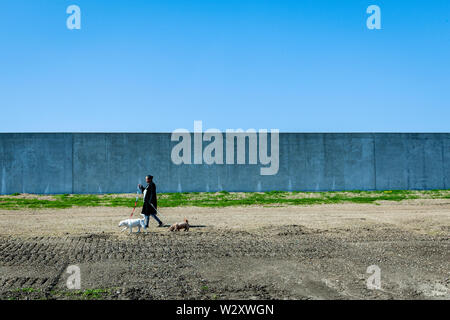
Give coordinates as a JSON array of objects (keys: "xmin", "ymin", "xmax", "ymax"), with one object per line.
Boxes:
[{"xmin": 0, "ymin": 225, "xmax": 448, "ymax": 300}]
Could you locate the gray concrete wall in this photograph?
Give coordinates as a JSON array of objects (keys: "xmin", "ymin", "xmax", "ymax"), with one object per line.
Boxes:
[{"xmin": 0, "ymin": 133, "xmax": 448, "ymax": 194}]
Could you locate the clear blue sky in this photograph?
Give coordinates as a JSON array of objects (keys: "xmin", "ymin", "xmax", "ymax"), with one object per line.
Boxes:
[{"xmin": 0, "ymin": 0, "xmax": 449, "ymax": 132}]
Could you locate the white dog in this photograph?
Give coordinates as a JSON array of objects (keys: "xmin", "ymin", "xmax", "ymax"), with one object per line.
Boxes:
[{"xmin": 118, "ymin": 215, "xmax": 146, "ymax": 234}]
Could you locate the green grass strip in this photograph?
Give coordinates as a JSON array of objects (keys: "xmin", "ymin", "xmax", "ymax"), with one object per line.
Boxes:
[{"xmin": 0, "ymin": 189, "xmax": 448, "ymax": 210}]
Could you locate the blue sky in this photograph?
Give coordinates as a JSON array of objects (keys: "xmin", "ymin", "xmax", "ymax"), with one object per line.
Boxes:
[{"xmin": 0, "ymin": 0, "xmax": 449, "ymax": 132}]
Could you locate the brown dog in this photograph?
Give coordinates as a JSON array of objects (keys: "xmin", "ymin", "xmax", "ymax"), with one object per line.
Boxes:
[{"xmin": 169, "ymin": 218, "xmax": 190, "ymax": 232}]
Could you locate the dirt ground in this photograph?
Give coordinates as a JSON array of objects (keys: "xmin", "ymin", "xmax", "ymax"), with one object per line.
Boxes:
[{"xmin": 0, "ymin": 199, "xmax": 449, "ymax": 300}]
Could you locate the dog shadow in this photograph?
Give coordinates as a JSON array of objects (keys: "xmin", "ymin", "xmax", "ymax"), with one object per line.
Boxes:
[
  {"xmin": 160, "ymin": 224, "xmax": 207, "ymax": 228},
  {"xmin": 188, "ymin": 225, "xmax": 207, "ymax": 228}
]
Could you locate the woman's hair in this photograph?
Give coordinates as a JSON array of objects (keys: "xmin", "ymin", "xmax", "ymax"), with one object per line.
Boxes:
[{"xmin": 146, "ymin": 175, "xmax": 153, "ymax": 180}]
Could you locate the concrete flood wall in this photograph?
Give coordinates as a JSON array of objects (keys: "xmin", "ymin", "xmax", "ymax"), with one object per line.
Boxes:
[{"xmin": 0, "ymin": 133, "xmax": 448, "ymax": 194}]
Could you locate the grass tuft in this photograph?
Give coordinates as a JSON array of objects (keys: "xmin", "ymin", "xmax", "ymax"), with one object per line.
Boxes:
[{"xmin": 50, "ymin": 288, "xmax": 112, "ymax": 300}]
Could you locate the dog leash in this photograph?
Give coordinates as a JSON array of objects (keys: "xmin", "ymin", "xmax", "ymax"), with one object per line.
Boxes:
[
  {"xmin": 129, "ymin": 189, "xmax": 140, "ymax": 218},
  {"xmin": 150, "ymin": 203, "xmax": 167, "ymax": 221}
]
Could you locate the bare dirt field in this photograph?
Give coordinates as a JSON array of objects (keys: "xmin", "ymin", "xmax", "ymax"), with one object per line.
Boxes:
[{"xmin": 0, "ymin": 199, "xmax": 449, "ymax": 300}]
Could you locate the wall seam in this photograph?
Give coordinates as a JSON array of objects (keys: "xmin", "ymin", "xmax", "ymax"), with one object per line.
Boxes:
[
  {"xmin": 373, "ymin": 133, "xmax": 377, "ymax": 191},
  {"xmin": 71, "ymin": 133, "xmax": 74, "ymax": 194},
  {"xmin": 442, "ymin": 136, "xmax": 446, "ymax": 189}
]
